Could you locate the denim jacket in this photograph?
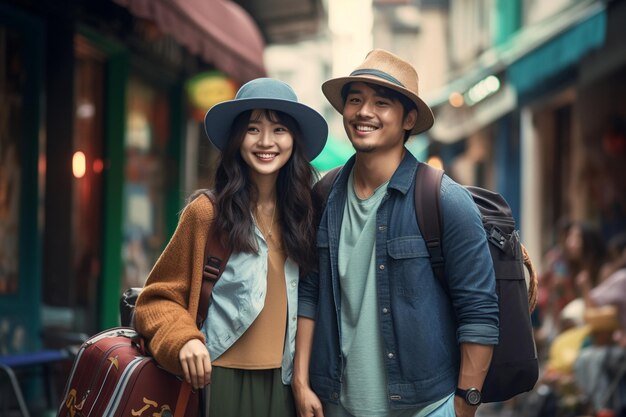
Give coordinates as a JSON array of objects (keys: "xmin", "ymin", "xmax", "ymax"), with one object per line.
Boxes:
[
  {"xmin": 202, "ymin": 226, "xmax": 299, "ymax": 385},
  {"xmin": 298, "ymin": 152, "xmax": 499, "ymax": 409}
]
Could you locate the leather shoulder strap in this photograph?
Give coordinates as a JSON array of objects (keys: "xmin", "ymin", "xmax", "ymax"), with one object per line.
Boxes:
[
  {"xmin": 196, "ymin": 191, "xmax": 232, "ymax": 329},
  {"xmin": 414, "ymin": 163, "xmax": 445, "ymax": 284},
  {"xmin": 173, "ymin": 191, "xmax": 231, "ymax": 416}
]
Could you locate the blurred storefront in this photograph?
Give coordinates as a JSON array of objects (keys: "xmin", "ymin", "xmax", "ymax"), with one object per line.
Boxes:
[
  {"xmin": 424, "ymin": 0, "xmax": 625, "ymax": 265},
  {"xmin": 540, "ymin": 0, "xmax": 626, "ymax": 243},
  {"xmin": 514, "ymin": 0, "xmax": 626, "ymax": 262},
  {"xmin": 0, "ymin": 0, "xmax": 266, "ymax": 357}
]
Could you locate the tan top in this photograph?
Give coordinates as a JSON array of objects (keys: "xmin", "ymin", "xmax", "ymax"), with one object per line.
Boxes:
[
  {"xmin": 134, "ymin": 194, "xmax": 216, "ymax": 376},
  {"xmin": 214, "ymin": 210, "xmax": 287, "ymax": 369}
]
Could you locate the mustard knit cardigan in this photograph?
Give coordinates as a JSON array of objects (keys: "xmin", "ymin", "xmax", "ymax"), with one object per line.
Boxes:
[{"xmin": 134, "ymin": 194, "xmax": 215, "ymax": 376}]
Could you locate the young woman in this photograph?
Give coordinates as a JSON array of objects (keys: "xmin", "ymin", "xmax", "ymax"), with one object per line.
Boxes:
[{"xmin": 134, "ymin": 78, "xmax": 327, "ymax": 417}]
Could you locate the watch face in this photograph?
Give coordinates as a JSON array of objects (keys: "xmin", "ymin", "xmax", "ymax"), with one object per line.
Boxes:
[{"xmin": 466, "ymin": 389, "xmax": 482, "ymax": 405}]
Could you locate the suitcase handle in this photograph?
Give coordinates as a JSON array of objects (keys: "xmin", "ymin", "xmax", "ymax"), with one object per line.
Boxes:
[{"xmin": 130, "ymin": 333, "xmax": 148, "ymax": 355}]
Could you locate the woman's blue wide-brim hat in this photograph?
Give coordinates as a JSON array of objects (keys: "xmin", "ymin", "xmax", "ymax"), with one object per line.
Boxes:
[{"xmin": 204, "ymin": 78, "xmax": 328, "ymax": 161}]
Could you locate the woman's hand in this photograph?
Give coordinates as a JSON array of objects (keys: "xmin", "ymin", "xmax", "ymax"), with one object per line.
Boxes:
[{"xmin": 179, "ymin": 339, "xmax": 212, "ymax": 389}]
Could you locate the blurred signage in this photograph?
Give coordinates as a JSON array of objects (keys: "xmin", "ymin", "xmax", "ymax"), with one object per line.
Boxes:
[
  {"xmin": 186, "ymin": 71, "xmax": 238, "ymax": 121},
  {"xmin": 373, "ymin": 0, "xmax": 410, "ymax": 4},
  {"xmin": 431, "ymin": 84, "xmax": 517, "ymax": 144}
]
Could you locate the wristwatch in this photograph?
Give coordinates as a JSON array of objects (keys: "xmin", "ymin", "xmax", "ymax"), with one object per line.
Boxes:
[{"xmin": 455, "ymin": 387, "xmax": 482, "ymax": 406}]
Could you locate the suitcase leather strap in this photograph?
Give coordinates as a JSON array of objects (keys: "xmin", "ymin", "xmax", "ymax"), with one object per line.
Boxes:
[{"xmin": 174, "ymin": 383, "xmax": 192, "ymax": 417}]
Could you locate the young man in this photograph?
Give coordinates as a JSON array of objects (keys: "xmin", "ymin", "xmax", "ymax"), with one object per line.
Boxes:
[{"xmin": 293, "ymin": 50, "xmax": 499, "ymax": 417}]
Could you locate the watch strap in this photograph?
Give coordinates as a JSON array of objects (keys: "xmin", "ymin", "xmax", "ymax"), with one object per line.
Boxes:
[{"xmin": 455, "ymin": 387, "xmax": 468, "ymax": 398}]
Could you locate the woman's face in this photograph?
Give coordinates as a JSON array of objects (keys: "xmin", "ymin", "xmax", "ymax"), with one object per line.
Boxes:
[
  {"xmin": 240, "ymin": 109, "xmax": 294, "ymax": 179},
  {"xmin": 565, "ymin": 225, "xmax": 583, "ymax": 259}
]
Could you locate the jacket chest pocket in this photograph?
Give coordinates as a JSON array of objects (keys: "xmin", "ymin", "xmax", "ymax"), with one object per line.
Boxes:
[
  {"xmin": 387, "ymin": 236, "xmax": 428, "ymax": 259},
  {"xmin": 387, "ymin": 236, "xmax": 433, "ymax": 298}
]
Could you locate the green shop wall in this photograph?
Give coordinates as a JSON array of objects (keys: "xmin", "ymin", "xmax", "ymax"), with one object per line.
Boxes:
[{"xmin": 166, "ymin": 80, "xmax": 185, "ymax": 240}]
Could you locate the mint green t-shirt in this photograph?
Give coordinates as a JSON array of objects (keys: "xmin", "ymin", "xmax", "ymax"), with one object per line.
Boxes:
[{"xmin": 327, "ymin": 168, "xmax": 452, "ymax": 417}]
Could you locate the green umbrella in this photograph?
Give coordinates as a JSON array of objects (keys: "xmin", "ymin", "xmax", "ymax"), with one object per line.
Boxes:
[
  {"xmin": 312, "ymin": 135, "xmax": 355, "ymax": 172},
  {"xmin": 405, "ymin": 135, "xmax": 429, "ymax": 162}
]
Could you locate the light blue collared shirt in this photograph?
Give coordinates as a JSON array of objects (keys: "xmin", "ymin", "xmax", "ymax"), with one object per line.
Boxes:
[{"xmin": 201, "ymin": 225, "xmax": 299, "ymax": 385}]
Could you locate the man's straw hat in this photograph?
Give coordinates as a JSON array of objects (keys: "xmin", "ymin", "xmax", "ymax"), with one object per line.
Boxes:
[{"xmin": 322, "ymin": 49, "xmax": 434, "ymax": 135}]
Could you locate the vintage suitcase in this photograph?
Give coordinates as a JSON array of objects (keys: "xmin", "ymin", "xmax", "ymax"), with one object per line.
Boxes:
[
  {"xmin": 57, "ymin": 327, "xmax": 198, "ymax": 417},
  {"xmin": 57, "ymin": 193, "xmax": 231, "ymax": 417}
]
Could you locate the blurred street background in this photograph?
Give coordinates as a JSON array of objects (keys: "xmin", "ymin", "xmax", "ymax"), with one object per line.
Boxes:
[{"xmin": 1, "ymin": 0, "xmax": 626, "ymax": 415}]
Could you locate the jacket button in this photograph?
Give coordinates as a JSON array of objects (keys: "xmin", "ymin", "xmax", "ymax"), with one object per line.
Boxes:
[
  {"xmin": 378, "ymin": 225, "xmax": 386, "ymax": 231},
  {"xmin": 387, "ymin": 352, "xmax": 395, "ymax": 359},
  {"xmin": 379, "ymin": 264, "xmax": 385, "ymax": 270},
  {"xmin": 382, "ymin": 307, "xmax": 389, "ymax": 314},
  {"xmin": 332, "ymin": 392, "xmax": 339, "ymax": 400}
]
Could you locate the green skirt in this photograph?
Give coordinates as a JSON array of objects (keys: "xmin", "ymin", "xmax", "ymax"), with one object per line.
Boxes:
[{"xmin": 205, "ymin": 366, "xmax": 296, "ymax": 417}]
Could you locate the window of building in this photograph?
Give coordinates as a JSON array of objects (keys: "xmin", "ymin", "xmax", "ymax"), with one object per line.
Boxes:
[
  {"xmin": 122, "ymin": 78, "xmax": 170, "ymax": 292},
  {"xmin": 0, "ymin": 26, "xmax": 24, "ymax": 295}
]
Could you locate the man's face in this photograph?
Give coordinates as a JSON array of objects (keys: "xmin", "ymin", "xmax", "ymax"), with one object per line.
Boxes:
[{"xmin": 342, "ymin": 82, "xmax": 416, "ymax": 153}]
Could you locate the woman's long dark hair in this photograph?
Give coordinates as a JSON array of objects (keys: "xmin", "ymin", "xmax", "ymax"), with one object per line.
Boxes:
[{"xmin": 211, "ymin": 109, "xmax": 318, "ymax": 273}]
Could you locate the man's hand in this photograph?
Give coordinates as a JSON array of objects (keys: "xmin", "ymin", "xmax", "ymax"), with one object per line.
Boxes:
[
  {"xmin": 292, "ymin": 383, "xmax": 325, "ymax": 417},
  {"xmin": 456, "ymin": 343, "xmax": 493, "ymax": 417},
  {"xmin": 454, "ymin": 395, "xmax": 479, "ymax": 417},
  {"xmin": 292, "ymin": 317, "xmax": 323, "ymax": 416},
  {"xmin": 179, "ymin": 339, "xmax": 212, "ymax": 389}
]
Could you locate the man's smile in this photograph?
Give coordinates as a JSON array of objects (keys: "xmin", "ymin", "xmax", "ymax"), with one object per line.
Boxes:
[{"xmin": 354, "ymin": 124, "xmax": 379, "ymax": 132}]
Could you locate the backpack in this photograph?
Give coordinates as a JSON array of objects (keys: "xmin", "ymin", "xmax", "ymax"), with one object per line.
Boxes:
[{"xmin": 314, "ymin": 163, "xmax": 539, "ymax": 403}]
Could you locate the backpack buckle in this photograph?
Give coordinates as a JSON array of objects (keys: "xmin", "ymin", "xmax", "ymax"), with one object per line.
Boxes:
[
  {"xmin": 426, "ymin": 239, "xmax": 445, "ymax": 267},
  {"xmin": 487, "ymin": 226, "xmax": 506, "ymax": 249},
  {"xmin": 203, "ymin": 256, "xmax": 223, "ymax": 281}
]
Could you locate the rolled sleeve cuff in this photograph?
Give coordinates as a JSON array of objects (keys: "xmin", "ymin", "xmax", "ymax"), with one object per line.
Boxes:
[
  {"xmin": 457, "ymin": 323, "xmax": 499, "ymax": 345},
  {"xmin": 298, "ymin": 300, "xmax": 317, "ymax": 319}
]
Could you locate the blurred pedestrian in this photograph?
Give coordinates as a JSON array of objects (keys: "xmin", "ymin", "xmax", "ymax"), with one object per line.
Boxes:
[
  {"xmin": 569, "ymin": 228, "xmax": 626, "ymax": 417},
  {"xmin": 293, "ymin": 49, "xmax": 499, "ymax": 417},
  {"xmin": 539, "ymin": 221, "xmax": 606, "ymax": 343},
  {"xmin": 583, "ymin": 232, "xmax": 626, "ymax": 345},
  {"xmin": 536, "ymin": 218, "xmax": 574, "ymax": 350},
  {"xmin": 569, "ymin": 221, "xmax": 606, "ymax": 292},
  {"xmin": 133, "ymin": 78, "xmax": 328, "ymax": 417}
]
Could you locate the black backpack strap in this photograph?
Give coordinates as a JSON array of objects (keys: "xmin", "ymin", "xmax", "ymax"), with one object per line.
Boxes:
[
  {"xmin": 414, "ymin": 163, "xmax": 445, "ymax": 284},
  {"xmin": 312, "ymin": 166, "xmax": 342, "ymax": 225},
  {"xmin": 196, "ymin": 191, "xmax": 232, "ymax": 329}
]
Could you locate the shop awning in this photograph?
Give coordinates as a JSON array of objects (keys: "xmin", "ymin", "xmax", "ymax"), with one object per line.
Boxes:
[
  {"xmin": 234, "ymin": 0, "xmax": 325, "ymax": 44},
  {"xmin": 424, "ymin": 1, "xmax": 607, "ymax": 143},
  {"xmin": 507, "ymin": 8, "xmax": 606, "ymax": 97},
  {"xmin": 429, "ymin": 84, "xmax": 517, "ymax": 144},
  {"xmin": 113, "ymin": 0, "xmax": 266, "ymax": 83}
]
